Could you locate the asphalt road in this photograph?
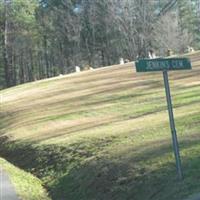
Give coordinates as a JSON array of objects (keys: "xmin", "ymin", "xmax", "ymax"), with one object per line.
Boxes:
[{"xmin": 0, "ymin": 168, "xmax": 19, "ymax": 200}]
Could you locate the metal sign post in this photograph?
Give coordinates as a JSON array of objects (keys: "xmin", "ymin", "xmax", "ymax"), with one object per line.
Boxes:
[
  {"xmin": 135, "ymin": 57, "xmax": 192, "ymax": 180},
  {"xmin": 163, "ymin": 70, "xmax": 183, "ymax": 180}
]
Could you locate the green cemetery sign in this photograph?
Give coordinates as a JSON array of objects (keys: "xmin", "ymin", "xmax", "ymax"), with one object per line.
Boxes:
[
  {"xmin": 135, "ymin": 56, "xmax": 192, "ymax": 180},
  {"xmin": 135, "ymin": 57, "xmax": 191, "ymax": 72}
]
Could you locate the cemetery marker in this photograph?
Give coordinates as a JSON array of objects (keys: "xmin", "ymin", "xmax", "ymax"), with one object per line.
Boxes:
[{"xmin": 135, "ymin": 57, "xmax": 192, "ymax": 180}]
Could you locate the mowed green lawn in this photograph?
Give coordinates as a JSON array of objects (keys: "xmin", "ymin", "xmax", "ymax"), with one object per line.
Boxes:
[{"xmin": 0, "ymin": 52, "xmax": 200, "ymax": 200}]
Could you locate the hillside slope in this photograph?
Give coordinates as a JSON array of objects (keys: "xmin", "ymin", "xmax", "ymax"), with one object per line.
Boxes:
[{"xmin": 1, "ymin": 52, "xmax": 200, "ymax": 200}]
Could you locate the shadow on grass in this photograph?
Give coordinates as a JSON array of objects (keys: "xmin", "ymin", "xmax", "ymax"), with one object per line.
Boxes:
[
  {"xmin": 50, "ymin": 138, "xmax": 200, "ymax": 200},
  {"xmin": 1, "ymin": 133, "xmax": 200, "ymax": 200}
]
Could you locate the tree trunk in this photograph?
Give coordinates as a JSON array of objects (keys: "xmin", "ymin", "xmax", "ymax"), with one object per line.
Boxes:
[
  {"xmin": 3, "ymin": 0, "xmax": 12, "ymax": 87},
  {"xmin": 43, "ymin": 35, "xmax": 50, "ymax": 78}
]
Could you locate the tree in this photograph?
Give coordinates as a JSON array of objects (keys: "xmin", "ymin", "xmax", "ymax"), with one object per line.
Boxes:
[
  {"xmin": 0, "ymin": 0, "xmax": 199, "ymax": 89},
  {"xmin": 0, "ymin": 0, "xmax": 39, "ymax": 87},
  {"xmin": 177, "ymin": 0, "xmax": 200, "ymax": 49},
  {"xmin": 154, "ymin": 12, "xmax": 193, "ymax": 55},
  {"xmin": 0, "ymin": 0, "xmax": 12, "ymax": 87}
]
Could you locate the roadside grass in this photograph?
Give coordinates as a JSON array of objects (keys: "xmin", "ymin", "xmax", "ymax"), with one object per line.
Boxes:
[
  {"xmin": 0, "ymin": 52, "xmax": 200, "ymax": 199},
  {"xmin": 0, "ymin": 157, "xmax": 50, "ymax": 200}
]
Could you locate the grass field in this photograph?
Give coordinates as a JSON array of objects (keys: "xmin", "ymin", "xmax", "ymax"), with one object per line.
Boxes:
[{"xmin": 0, "ymin": 52, "xmax": 200, "ymax": 200}]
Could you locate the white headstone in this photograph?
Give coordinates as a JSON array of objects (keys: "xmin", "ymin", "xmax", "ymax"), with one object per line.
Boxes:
[
  {"xmin": 187, "ymin": 46, "xmax": 194, "ymax": 53},
  {"xmin": 148, "ymin": 51, "xmax": 156, "ymax": 59},
  {"xmin": 120, "ymin": 58, "xmax": 124, "ymax": 64},
  {"xmin": 75, "ymin": 66, "xmax": 80, "ymax": 72}
]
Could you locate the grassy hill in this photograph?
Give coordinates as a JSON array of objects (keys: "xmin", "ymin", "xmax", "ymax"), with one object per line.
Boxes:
[{"xmin": 1, "ymin": 52, "xmax": 200, "ymax": 200}]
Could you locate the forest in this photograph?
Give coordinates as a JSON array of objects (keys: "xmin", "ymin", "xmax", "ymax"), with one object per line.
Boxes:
[{"xmin": 0, "ymin": 0, "xmax": 200, "ymax": 88}]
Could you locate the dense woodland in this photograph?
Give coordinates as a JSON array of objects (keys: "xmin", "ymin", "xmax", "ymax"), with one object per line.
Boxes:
[{"xmin": 0, "ymin": 0, "xmax": 200, "ymax": 88}]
